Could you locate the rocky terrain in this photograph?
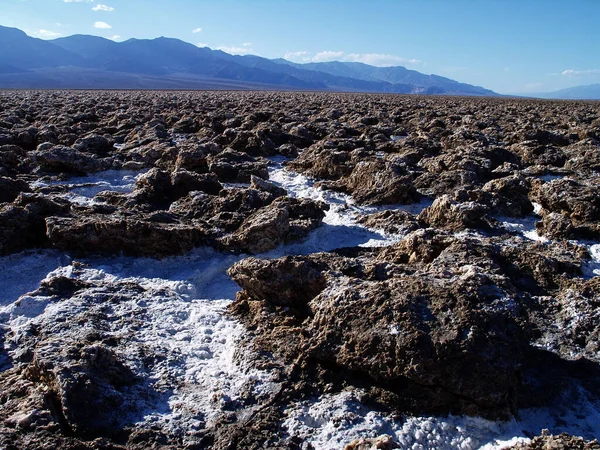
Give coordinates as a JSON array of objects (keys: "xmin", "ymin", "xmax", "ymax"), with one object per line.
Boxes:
[{"xmin": 0, "ymin": 90, "xmax": 599, "ymax": 449}]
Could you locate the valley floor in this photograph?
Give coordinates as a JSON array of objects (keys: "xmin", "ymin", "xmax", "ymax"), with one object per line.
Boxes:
[{"xmin": 0, "ymin": 91, "xmax": 599, "ymax": 449}]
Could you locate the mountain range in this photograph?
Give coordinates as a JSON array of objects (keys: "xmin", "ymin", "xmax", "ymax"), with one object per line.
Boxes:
[{"xmin": 0, "ymin": 25, "xmax": 498, "ymax": 95}]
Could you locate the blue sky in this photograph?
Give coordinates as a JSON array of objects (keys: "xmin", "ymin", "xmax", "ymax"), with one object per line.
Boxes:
[{"xmin": 3, "ymin": 0, "xmax": 600, "ymax": 94}]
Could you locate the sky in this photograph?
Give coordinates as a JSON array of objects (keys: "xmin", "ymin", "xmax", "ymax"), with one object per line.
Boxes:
[{"xmin": 3, "ymin": 0, "xmax": 600, "ymax": 94}]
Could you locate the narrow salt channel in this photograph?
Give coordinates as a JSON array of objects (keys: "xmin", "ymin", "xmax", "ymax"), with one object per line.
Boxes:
[
  {"xmin": 268, "ymin": 156, "xmax": 429, "ymax": 251},
  {"xmin": 1, "ymin": 160, "xmax": 599, "ymax": 448}
]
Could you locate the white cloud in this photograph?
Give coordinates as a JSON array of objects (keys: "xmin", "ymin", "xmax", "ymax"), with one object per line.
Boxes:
[
  {"xmin": 284, "ymin": 50, "xmax": 421, "ymax": 67},
  {"xmin": 92, "ymin": 4, "xmax": 115, "ymax": 12},
  {"xmin": 343, "ymin": 53, "xmax": 421, "ymax": 66},
  {"xmin": 284, "ymin": 51, "xmax": 312, "ymax": 63},
  {"xmin": 217, "ymin": 45, "xmax": 255, "ymax": 55},
  {"xmin": 192, "ymin": 27, "xmax": 203, "ymax": 33},
  {"xmin": 242, "ymin": 42, "xmax": 252, "ymax": 47},
  {"xmin": 94, "ymin": 21, "xmax": 112, "ymax": 29},
  {"xmin": 111, "ymin": 35, "xmax": 121, "ymax": 41},
  {"xmin": 196, "ymin": 42, "xmax": 209, "ymax": 48},
  {"xmin": 37, "ymin": 29, "xmax": 62, "ymax": 38},
  {"xmin": 562, "ymin": 69, "xmax": 600, "ymax": 76},
  {"xmin": 64, "ymin": 0, "xmax": 93, "ymax": 2},
  {"xmin": 312, "ymin": 50, "xmax": 344, "ymax": 62}
]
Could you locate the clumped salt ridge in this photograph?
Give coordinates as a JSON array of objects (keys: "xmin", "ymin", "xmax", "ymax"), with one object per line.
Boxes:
[{"xmin": 2, "ymin": 161, "xmax": 600, "ymax": 446}]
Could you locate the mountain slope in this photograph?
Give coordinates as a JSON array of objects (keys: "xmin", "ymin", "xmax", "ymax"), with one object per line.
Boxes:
[
  {"xmin": 52, "ymin": 33, "xmax": 324, "ymax": 89},
  {"xmin": 0, "ymin": 25, "xmax": 499, "ymax": 95},
  {"xmin": 51, "ymin": 34, "xmax": 119, "ymax": 61},
  {"xmin": 0, "ymin": 26, "xmax": 84, "ymax": 69},
  {"xmin": 534, "ymin": 84, "xmax": 600, "ymax": 100}
]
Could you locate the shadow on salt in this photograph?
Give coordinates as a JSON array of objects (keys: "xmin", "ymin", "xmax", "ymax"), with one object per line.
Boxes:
[
  {"xmin": 0, "ymin": 327, "xmax": 11, "ymax": 372},
  {"xmin": 84, "ymin": 247, "xmax": 243, "ymax": 302},
  {"xmin": 0, "ymin": 250, "xmax": 63, "ymax": 306}
]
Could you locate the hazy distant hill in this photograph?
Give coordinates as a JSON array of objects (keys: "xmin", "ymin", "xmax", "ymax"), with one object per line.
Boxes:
[
  {"xmin": 0, "ymin": 25, "xmax": 500, "ymax": 95},
  {"xmin": 272, "ymin": 60, "xmax": 496, "ymax": 96},
  {"xmin": 534, "ymin": 84, "xmax": 600, "ymax": 100}
]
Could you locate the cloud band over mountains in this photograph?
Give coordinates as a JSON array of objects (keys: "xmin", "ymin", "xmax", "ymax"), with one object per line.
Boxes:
[{"xmin": 284, "ymin": 50, "xmax": 421, "ymax": 67}]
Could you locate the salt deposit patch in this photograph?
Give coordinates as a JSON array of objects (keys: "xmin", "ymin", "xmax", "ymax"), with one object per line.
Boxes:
[
  {"xmin": 69, "ymin": 169, "xmax": 145, "ymax": 197},
  {"xmin": 87, "ymin": 247, "xmax": 243, "ymax": 301},
  {"xmin": 590, "ymin": 244, "xmax": 600, "ymax": 266},
  {"xmin": 499, "ymin": 216, "xmax": 548, "ymax": 243},
  {"xmin": 283, "ymin": 389, "xmax": 600, "ymax": 450},
  {"xmin": 31, "ymin": 169, "xmax": 146, "ymax": 205},
  {"xmin": 582, "ymin": 243, "xmax": 600, "ymax": 277},
  {"xmin": 537, "ymin": 174, "xmax": 565, "ymax": 182},
  {"xmin": 1, "ymin": 252, "xmax": 276, "ymax": 439}
]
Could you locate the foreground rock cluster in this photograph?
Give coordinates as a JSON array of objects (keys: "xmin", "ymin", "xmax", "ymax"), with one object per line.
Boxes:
[{"xmin": 0, "ymin": 90, "xmax": 599, "ymax": 449}]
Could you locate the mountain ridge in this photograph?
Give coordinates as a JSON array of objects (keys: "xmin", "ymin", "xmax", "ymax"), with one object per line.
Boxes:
[{"xmin": 0, "ymin": 25, "xmax": 499, "ymax": 95}]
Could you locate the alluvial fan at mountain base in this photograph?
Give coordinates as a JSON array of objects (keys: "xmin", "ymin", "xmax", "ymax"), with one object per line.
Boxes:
[{"xmin": 0, "ymin": 90, "xmax": 599, "ymax": 449}]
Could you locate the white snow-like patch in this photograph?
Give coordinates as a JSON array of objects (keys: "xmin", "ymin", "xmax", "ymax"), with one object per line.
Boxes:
[
  {"xmin": 499, "ymin": 216, "xmax": 548, "ymax": 243},
  {"xmin": 222, "ymin": 181, "xmax": 251, "ymax": 189},
  {"xmin": 531, "ymin": 202, "xmax": 543, "ymax": 215},
  {"xmin": 31, "ymin": 169, "xmax": 146, "ymax": 205},
  {"xmin": 581, "ymin": 242, "xmax": 600, "ymax": 278},
  {"xmin": 69, "ymin": 169, "xmax": 144, "ymax": 198},
  {"xmin": 283, "ymin": 389, "xmax": 600, "ymax": 450},
  {"xmin": 590, "ymin": 244, "xmax": 600, "ymax": 262}
]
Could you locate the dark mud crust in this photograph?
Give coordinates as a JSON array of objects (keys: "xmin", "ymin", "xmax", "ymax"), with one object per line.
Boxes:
[{"xmin": 0, "ymin": 90, "xmax": 599, "ymax": 449}]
